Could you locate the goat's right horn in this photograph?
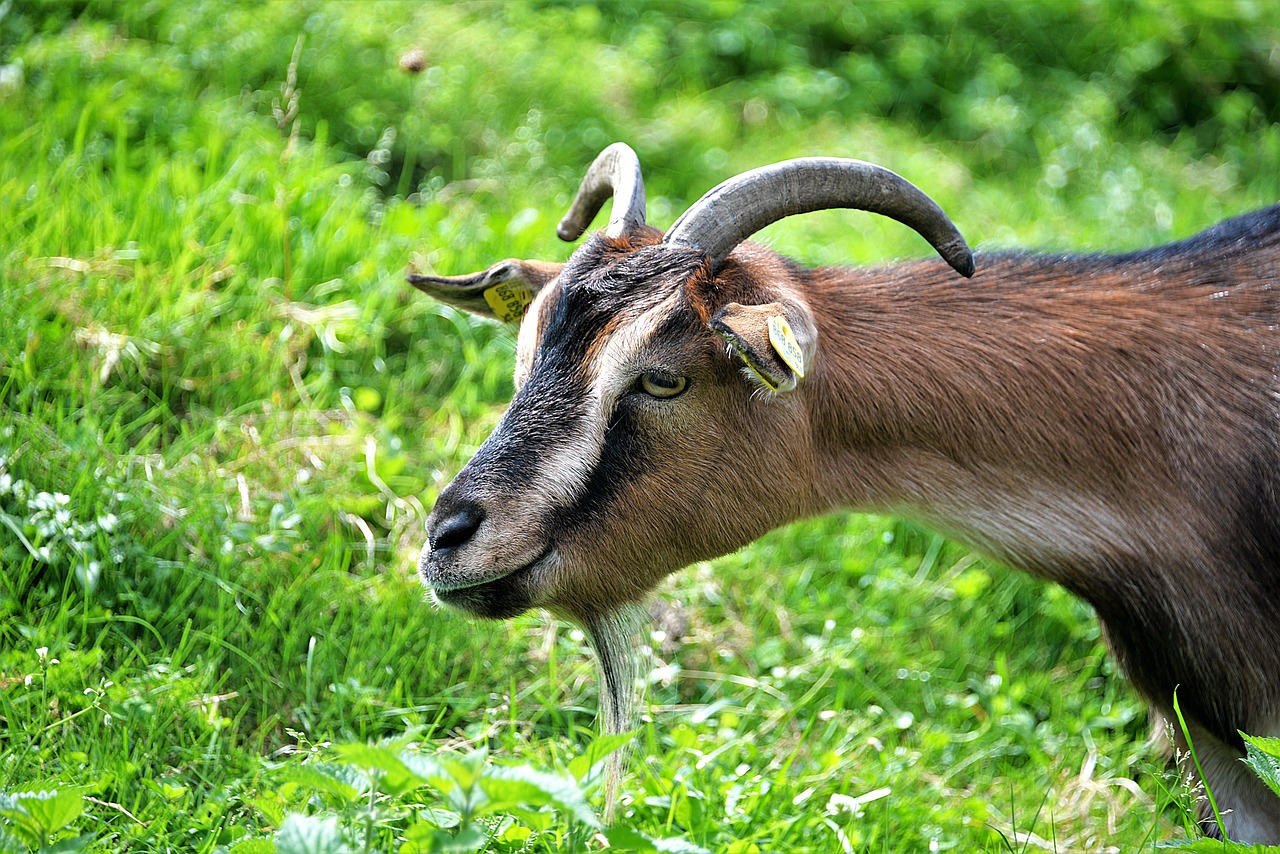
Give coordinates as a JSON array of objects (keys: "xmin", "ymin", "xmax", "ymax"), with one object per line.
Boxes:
[
  {"xmin": 664, "ymin": 157, "xmax": 975, "ymax": 278},
  {"xmin": 557, "ymin": 142, "xmax": 647, "ymax": 242}
]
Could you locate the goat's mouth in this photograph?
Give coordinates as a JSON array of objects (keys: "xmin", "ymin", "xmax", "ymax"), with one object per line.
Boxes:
[{"xmin": 430, "ymin": 547, "xmax": 552, "ymax": 619}]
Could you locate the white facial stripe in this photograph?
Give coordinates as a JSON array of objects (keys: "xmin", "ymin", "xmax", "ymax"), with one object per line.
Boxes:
[
  {"xmin": 594, "ymin": 296, "xmax": 682, "ymax": 407},
  {"xmin": 534, "ymin": 433, "xmax": 602, "ymax": 507},
  {"xmin": 525, "ymin": 295, "xmax": 679, "ymax": 510},
  {"xmin": 515, "ymin": 284, "xmax": 556, "ymax": 387}
]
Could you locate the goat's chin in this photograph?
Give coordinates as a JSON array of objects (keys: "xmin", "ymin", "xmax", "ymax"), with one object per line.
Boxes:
[{"xmin": 430, "ymin": 564, "xmax": 538, "ymax": 619}]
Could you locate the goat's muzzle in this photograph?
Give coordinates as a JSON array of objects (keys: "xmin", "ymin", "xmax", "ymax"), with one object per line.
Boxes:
[{"xmin": 418, "ymin": 487, "xmax": 549, "ymax": 620}]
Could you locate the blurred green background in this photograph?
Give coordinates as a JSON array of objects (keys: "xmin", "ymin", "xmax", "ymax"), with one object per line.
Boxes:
[{"xmin": 2, "ymin": 1, "xmax": 1278, "ymax": 851}]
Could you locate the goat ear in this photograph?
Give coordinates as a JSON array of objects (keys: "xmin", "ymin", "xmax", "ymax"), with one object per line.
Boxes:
[
  {"xmin": 709, "ymin": 299, "xmax": 817, "ymax": 393},
  {"xmin": 407, "ymin": 259, "xmax": 562, "ymax": 323}
]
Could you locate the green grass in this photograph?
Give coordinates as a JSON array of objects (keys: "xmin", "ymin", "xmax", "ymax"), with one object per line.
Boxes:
[{"xmin": 2, "ymin": 1, "xmax": 1279, "ymax": 851}]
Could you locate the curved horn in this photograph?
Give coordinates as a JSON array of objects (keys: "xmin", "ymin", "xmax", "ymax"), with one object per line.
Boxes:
[
  {"xmin": 556, "ymin": 142, "xmax": 647, "ymax": 242},
  {"xmin": 664, "ymin": 157, "xmax": 975, "ymax": 277}
]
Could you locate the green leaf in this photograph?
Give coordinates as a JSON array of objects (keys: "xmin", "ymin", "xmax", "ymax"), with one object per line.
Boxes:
[
  {"xmin": 0, "ymin": 794, "xmax": 41, "ymax": 846},
  {"xmin": 499, "ymin": 824, "xmax": 532, "ymax": 844},
  {"xmin": 333, "ymin": 743, "xmax": 426, "ymax": 797},
  {"xmin": 1242, "ymin": 733, "xmax": 1280, "ymax": 800},
  {"xmin": 144, "ymin": 778, "xmax": 188, "ymax": 802},
  {"xmin": 275, "ymin": 814, "xmax": 353, "ymax": 854},
  {"xmin": 229, "ymin": 839, "xmax": 277, "ymax": 854},
  {"xmin": 399, "ymin": 822, "xmax": 487, "ymax": 854},
  {"xmin": 247, "ymin": 795, "xmax": 285, "ymax": 828},
  {"xmin": 274, "ymin": 764, "xmax": 366, "ymax": 805},
  {"xmin": 478, "ymin": 765, "xmax": 598, "ymax": 828},
  {"xmin": 603, "ymin": 826, "xmax": 658, "ymax": 853},
  {"xmin": 399, "ymin": 821, "xmax": 434, "ymax": 854},
  {"xmin": 521, "ymin": 808, "xmax": 554, "ymax": 833},
  {"xmin": 399, "ymin": 751, "xmax": 487, "ymax": 817},
  {"xmin": 602, "ymin": 826, "xmax": 712, "ymax": 854},
  {"xmin": 567, "ymin": 732, "xmax": 635, "ymax": 782},
  {"xmin": 333, "ymin": 742, "xmax": 406, "ymax": 774},
  {"xmin": 414, "ymin": 807, "xmax": 462, "ymax": 829},
  {"xmin": 1241, "ymin": 734, "xmax": 1280, "ymax": 760},
  {"xmin": 436, "ymin": 826, "xmax": 487, "ymax": 852},
  {"xmin": 3, "ymin": 789, "xmax": 83, "ymax": 838},
  {"xmin": 0, "ymin": 825, "xmax": 28, "ymax": 854},
  {"xmin": 39, "ymin": 834, "xmax": 95, "ymax": 854},
  {"xmin": 435, "ymin": 752, "xmax": 486, "ymax": 792},
  {"xmin": 398, "ymin": 753, "xmax": 451, "ymax": 792}
]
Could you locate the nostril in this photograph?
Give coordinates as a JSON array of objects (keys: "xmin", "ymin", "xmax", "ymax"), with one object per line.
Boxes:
[{"xmin": 430, "ymin": 503, "xmax": 485, "ymax": 553}]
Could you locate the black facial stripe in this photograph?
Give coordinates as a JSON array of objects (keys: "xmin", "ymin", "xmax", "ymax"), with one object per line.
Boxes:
[
  {"xmin": 454, "ymin": 284, "xmax": 614, "ymax": 498},
  {"xmin": 462, "ymin": 369, "xmax": 592, "ymax": 495},
  {"xmin": 459, "ymin": 236, "xmax": 704, "ymax": 505},
  {"xmin": 551, "ymin": 399, "xmax": 651, "ymax": 529}
]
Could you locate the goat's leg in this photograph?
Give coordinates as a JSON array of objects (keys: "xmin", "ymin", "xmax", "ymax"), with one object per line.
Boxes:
[{"xmin": 1176, "ymin": 721, "xmax": 1280, "ymax": 843}]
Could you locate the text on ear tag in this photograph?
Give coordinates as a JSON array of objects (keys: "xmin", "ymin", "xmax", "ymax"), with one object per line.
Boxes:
[
  {"xmin": 767, "ymin": 315, "xmax": 805, "ymax": 378},
  {"xmin": 483, "ymin": 281, "xmax": 534, "ymax": 323}
]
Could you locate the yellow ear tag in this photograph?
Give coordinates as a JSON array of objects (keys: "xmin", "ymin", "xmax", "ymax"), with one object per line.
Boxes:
[
  {"xmin": 767, "ymin": 315, "xmax": 805, "ymax": 378},
  {"xmin": 483, "ymin": 281, "xmax": 534, "ymax": 324}
]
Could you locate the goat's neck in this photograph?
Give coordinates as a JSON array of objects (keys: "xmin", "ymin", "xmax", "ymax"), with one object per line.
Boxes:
[{"xmin": 797, "ymin": 256, "xmax": 1211, "ymax": 582}]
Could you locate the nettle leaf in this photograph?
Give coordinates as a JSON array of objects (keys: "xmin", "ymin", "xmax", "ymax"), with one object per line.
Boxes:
[
  {"xmin": 248, "ymin": 794, "xmax": 286, "ymax": 828},
  {"xmin": 275, "ymin": 763, "xmax": 367, "ymax": 805},
  {"xmin": 1242, "ymin": 733, "xmax": 1280, "ymax": 800},
  {"xmin": 41, "ymin": 834, "xmax": 95, "ymax": 854},
  {"xmin": 275, "ymin": 814, "xmax": 353, "ymax": 854},
  {"xmin": 439, "ymin": 826, "xmax": 487, "ymax": 852},
  {"xmin": 0, "ymin": 824, "xmax": 32, "ymax": 852},
  {"xmin": 333, "ymin": 743, "xmax": 426, "ymax": 797},
  {"xmin": 436, "ymin": 752, "xmax": 486, "ymax": 792},
  {"xmin": 22, "ymin": 790, "xmax": 84, "ymax": 836},
  {"xmin": 229, "ymin": 839, "xmax": 277, "ymax": 854},
  {"xmin": 398, "ymin": 753, "xmax": 451, "ymax": 792},
  {"xmin": 399, "ymin": 822, "xmax": 432, "ymax": 854},
  {"xmin": 143, "ymin": 778, "xmax": 188, "ymax": 802},
  {"xmin": 499, "ymin": 823, "xmax": 533, "ymax": 844},
  {"xmin": 478, "ymin": 765, "xmax": 598, "ymax": 828},
  {"xmin": 0, "ymin": 797, "xmax": 41, "ymax": 845},
  {"xmin": 402, "ymin": 824, "xmax": 488, "ymax": 854},
  {"xmin": 604, "ymin": 826, "xmax": 659, "ymax": 853},
  {"xmin": 0, "ymin": 788, "xmax": 84, "ymax": 841},
  {"xmin": 415, "ymin": 806, "xmax": 462, "ymax": 829},
  {"xmin": 567, "ymin": 732, "xmax": 635, "ymax": 783},
  {"xmin": 602, "ymin": 826, "xmax": 712, "ymax": 854},
  {"xmin": 399, "ymin": 751, "xmax": 487, "ymax": 816},
  {"xmin": 0, "ymin": 829, "xmax": 24, "ymax": 854}
]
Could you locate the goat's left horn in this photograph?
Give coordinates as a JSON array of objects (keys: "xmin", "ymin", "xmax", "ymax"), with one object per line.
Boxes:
[
  {"xmin": 557, "ymin": 142, "xmax": 647, "ymax": 242},
  {"xmin": 664, "ymin": 157, "xmax": 975, "ymax": 278}
]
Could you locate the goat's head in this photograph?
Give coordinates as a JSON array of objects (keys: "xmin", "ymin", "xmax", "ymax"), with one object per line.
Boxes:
[{"xmin": 409, "ymin": 143, "xmax": 974, "ymax": 629}]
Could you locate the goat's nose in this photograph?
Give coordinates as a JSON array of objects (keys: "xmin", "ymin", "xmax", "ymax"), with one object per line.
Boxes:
[{"xmin": 429, "ymin": 502, "xmax": 485, "ymax": 555}]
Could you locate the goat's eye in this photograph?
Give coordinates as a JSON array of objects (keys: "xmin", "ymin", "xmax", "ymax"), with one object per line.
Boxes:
[{"xmin": 638, "ymin": 371, "xmax": 688, "ymax": 398}]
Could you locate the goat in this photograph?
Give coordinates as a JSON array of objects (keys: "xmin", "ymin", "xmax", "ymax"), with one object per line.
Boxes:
[{"xmin": 408, "ymin": 142, "xmax": 1280, "ymax": 842}]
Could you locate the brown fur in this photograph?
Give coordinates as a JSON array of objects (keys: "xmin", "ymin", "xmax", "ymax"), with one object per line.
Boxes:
[
  {"xmin": 415, "ymin": 209, "xmax": 1280, "ymax": 841},
  {"xmin": 699, "ymin": 239, "xmax": 1280, "ymax": 840}
]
